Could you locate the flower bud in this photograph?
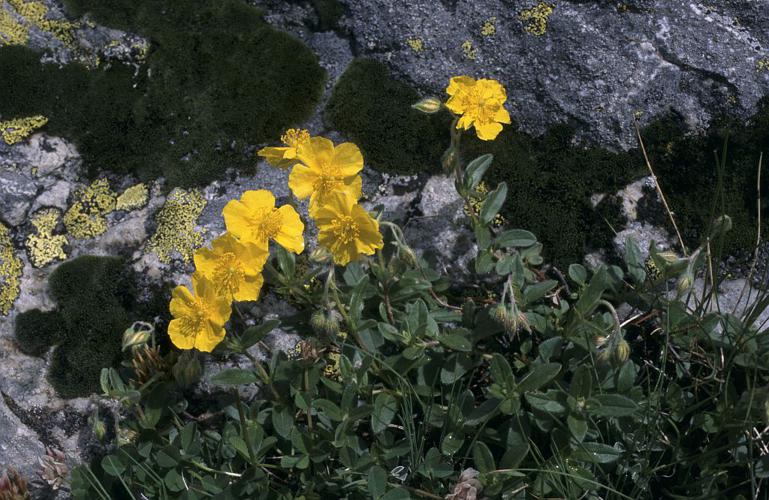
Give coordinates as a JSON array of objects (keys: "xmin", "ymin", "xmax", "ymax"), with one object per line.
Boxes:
[
  {"xmin": 122, "ymin": 321, "xmax": 153, "ymax": 352},
  {"xmin": 117, "ymin": 427, "xmax": 138, "ymax": 446},
  {"xmin": 172, "ymin": 351, "xmax": 202, "ymax": 388},
  {"xmin": 614, "ymin": 339, "xmax": 630, "ymax": 363},
  {"xmin": 411, "ymin": 96, "xmax": 443, "ymax": 114},
  {"xmin": 676, "ymin": 271, "xmax": 694, "ymax": 295},
  {"xmin": 711, "ymin": 215, "xmax": 733, "ymax": 237},
  {"xmin": 310, "ymin": 309, "xmax": 342, "ymax": 336},
  {"xmin": 442, "ymin": 146, "xmax": 459, "ymax": 172},
  {"xmin": 309, "ymin": 246, "xmax": 332, "ymax": 264},
  {"xmin": 397, "ymin": 243, "xmax": 418, "ymax": 267},
  {"xmin": 92, "ymin": 418, "xmax": 107, "ymax": 441}
]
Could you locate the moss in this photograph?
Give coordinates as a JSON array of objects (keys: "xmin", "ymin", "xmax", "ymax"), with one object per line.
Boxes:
[
  {"xmin": 311, "ymin": 0, "xmax": 344, "ymax": 31},
  {"xmin": 14, "ymin": 309, "xmax": 63, "ymax": 357},
  {"xmin": 0, "ymin": 0, "xmax": 326, "ymax": 188},
  {"xmin": 13, "ymin": 256, "xmax": 142, "ymax": 397},
  {"xmin": 325, "ymin": 58, "xmax": 450, "ymax": 175}
]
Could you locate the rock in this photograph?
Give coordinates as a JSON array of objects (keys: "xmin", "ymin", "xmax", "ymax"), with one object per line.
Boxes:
[{"xmin": 341, "ymin": 0, "xmax": 769, "ymax": 148}]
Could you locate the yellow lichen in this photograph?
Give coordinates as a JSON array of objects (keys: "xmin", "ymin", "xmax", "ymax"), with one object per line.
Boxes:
[
  {"xmin": 406, "ymin": 37, "xmax": 424, "ymax": 53},
  {"xmin": 481, "ymin": 17, "xmax": 497, "ymax": 36},
  {"xmin": 6, "ymin": 0, "xmax": 77, "ymax": 48},
  {"xmin": 0, "ymin": 5, "xmax": 29, "ymax": 46},
  {"xmin": 115, "ymin": 183, "xmax": 149, "ymax": 211},
  {"xmin": 63, "ymin": 178, "xmax": 117, "ymax": 239},
  {"xmin": 757, "ymin": 58, "xmax": 769, "ymax": 72},
  {"xmin": 0, "ymin": 222, "xmax": 22, "ymax": 315},
  {"xmin": 461, "ymin": 40, "xmax": 477, "ymax": 60},
  {"xmin": 464, "ymin": 181, "xmax": 506, "ymax": 228},
  {"xmin": 26, "ymin": 208, "xmax": 67, "ymax": 268},
  {"xmin": 519, "ymin": 2, "xmax": 554, "ymax": 36},
  {"xmin": 0, "ymin": 115, "xmax": 48, "ymax": 145},
  {"xmin": 147, "ymin": 189, "xmax": 206, "ymax": 263}
]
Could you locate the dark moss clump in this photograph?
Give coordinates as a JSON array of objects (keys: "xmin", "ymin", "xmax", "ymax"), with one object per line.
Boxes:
[
  {"xmin": 13, "ymin": 256, "xmax": 156, "ymax": 398},
  {"xmin": 0, "ymin": 0, "xmax": 326, "ymax": 187},
  {"xmin": 325, "ymin": 58, "xmax": 450, "ymax": 175},
  {"xmin": 463, "ymin": 125, "xmax": 640, "ymax": 266},
  {"xmin": 311, "ymin": 0, "xmax": 345, "ymax": 31},
  {"xmin": 14, "ymin": 309, "xmax": 64, "ymax": 357},
  {"xmin": 324, "ymin": 58, "xmax": 769, "ymax": 265},
  {"xmin": 639, "ymin": 106, "xmax": 769, "ymax": 257}
]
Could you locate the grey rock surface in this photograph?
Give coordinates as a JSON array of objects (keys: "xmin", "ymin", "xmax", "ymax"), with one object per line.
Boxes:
[{"xmin": 341, "ymin": 0, "xmax": 769, "ymax": 149}]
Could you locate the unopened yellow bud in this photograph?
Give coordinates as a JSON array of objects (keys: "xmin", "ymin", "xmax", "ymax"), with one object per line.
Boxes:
[
  {"xmin": 615, "ymin": 339, "xmax": 630, "ymax": 363},
  {"xmin": 412, "ymin": 97, "xmax": 443, "ymax": 114},
  {"xmin": 122, "ymin": 321, "xmax": 154, "ymax": 351},
  {"xmin": 397, "ymin": 243, "xmax": 418, "ymax": 266}
]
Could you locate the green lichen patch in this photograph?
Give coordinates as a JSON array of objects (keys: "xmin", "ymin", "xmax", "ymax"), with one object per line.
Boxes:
[
  {"xmin": 146, "ymin": 189, "xmax": 206, "ymax": 264},
  {"xmin": 14, "ymin": 309, "xmax": 63, "ymax": 357},
  {"xmin": 13, "ymin": 255, "xmax": 164, "ymax": 398},
  {"xmin": 325, "ymin": 58, "xmax": 451, "ymax": 175},
  {"xmin": 0, "ymin": 222, "xmax": 22, "ymax": 315},
  {"xmin": 0, "ymin": 0, "xmax": 326, "ymax": 188}
]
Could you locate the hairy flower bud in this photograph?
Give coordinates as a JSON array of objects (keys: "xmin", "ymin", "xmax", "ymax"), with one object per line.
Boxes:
[
  {"xmin": 172, "ymin": 351, "xmax": 202, "ymax": 388},
  {"xmin": 122, "ymin": 321, "xmax": 154, "ymax": 352},
  {"xmin": 397, "ymin": 243, "xmax": 418, "ymax": 267},
  {"xmin": 615, "ymin": 339, "xmax": 631, "ymax": 363},
  {"xmin": 309, "ymin": 246, "xmax": 332, "ymax": 264},
  {"xmin": 411, "ymin": 96, "xmax": 443, "ymax": 114}
]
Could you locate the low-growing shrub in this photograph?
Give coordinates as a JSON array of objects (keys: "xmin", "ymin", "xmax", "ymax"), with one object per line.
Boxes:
[{"xmin": 68, "ymin": 76, "xmax": 769, "ymax": 499}]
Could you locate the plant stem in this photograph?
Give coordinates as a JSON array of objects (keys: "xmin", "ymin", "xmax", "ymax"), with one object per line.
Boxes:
[{"xmin": 233, "ymin": 389, "xmax": 257, "ymax": 465}]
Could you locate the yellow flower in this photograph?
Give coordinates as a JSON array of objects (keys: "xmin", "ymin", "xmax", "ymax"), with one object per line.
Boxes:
[
  {"xmin": 314, "ymin": 192, "xmax": 384, "ymax": 266},
  {"xmin": 168, "ymin": 275, "xmax": 232, "ymax": 352},
  {"xmin": 445, "ymin": 76, "xmax": 511, "ymax": 141},
  {"xmin": 258, "ymin": 128, "xmax": 311, "ymax": 169},
  {"xmin": 289, "ymin": 136, "xmax": 363, "ymax": 215},
  {"xmin": 223, "ymin": 189, "xmax": 305, "ymax": 253},
  {"xmin": 193, "ymin": 232, "xmax": 267, "ymax": 302}
]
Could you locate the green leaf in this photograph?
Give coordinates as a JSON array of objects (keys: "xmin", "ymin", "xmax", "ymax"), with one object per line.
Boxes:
[
  {"xmin": 568, "ymin": 264, "xmax": 587, "ymax": 285},
  {"xmin": 573, "ymin": 267, "xmax": 608, "ymax": 316},
  {"xmin": 439, "ymin": 333, "xmax": 472, "ymax": 352},
  {"xmin": 473, "ymin": 441, "xmax": 496, "ymax": 473},
  {"xmin": 368, "ymin": 465, "xmax": 388, "ymax": 499},
  {"xmin": 500, "ymin": 443, "xmax": 529, "ymax": 469},
  {"xmin": 275, "ymin": 246, "xmax": 295, "ymax": 278},
  {"xmin": 572, "ymin": 442, "xmax": 623, "ymax": 464},
  {"xmin": 440, "ymin": 354, "xmax": 472, "ymax": 384},
  {"xmin": 475, "ymin": 250, "xmax": 495, "ymax": 274},
  {"xmin": 516, "ymin": 363, "xmax": 561, "ymax": 393},
  {"xmin": 568, "ymin": 415, "xmax": 588, "ymax": 442},
  {"xmin": 381, "ymin": 488, "xmax": 412, "ymax": 500},
  {"xmin": 496, "ymin": 229, "xmax": 537, "ymax": 248},
  {"xmin": 570, "ymin": 366, "xmax": 592, "ymax": 399},
  {"xmin": 489, "ymin": 353, "xmax": 514, "ymax": 387},
  {"xmin": 211, "ymin": 368, "xmax": 259, "ymax": 386},
  {"xmin": 272, "ymin": 405, "xmax": 294, "ymax": 439},
  {"xmin": 372, "ymin": 393, "xmax": 398, "ymax": 433},
  {"xmin": 441, "ymin": 432, "xmax": 465, "ymax": 456},
  {"xmin": 164, "ymin": 468, "xmax": 185, "ymax": 492},
  {"xmin": 480, "ymin": 182, "xmax": 507, "ymax": 225},
  {"xmin": 523, "ymin": 280, "xmax": 557, "ymax": 306},
  {"xmin": 180, "ymin": 422, "xmax": 197, "ymax": 452},
  {"xmin": 475, "ymin": 225, "xmax": 492, "ymax": 250},
  {"xmin": 314, "ymin": 399, "xmax": 343, "ymax": 421},
  {"xmin": 588, "ymin": 394, "xmax": 638, "ymax": 417},
  {"xmin": 616, "ymin": 362, "xmax": 636, "ymax": 393},
  {"xmin": 464, "ymin": 154, "xmax": 494, "ymax": 190},
  {"xmin": 101, "ymin": 455, "xmax": 125, "ymax": 477},
  {"xmin": 240, "ymin": 320, "xmax": 280, "ymax": 349},
  {"xmin": 525, "ymin": 391, "xmax": 567, "ymax": 414}
]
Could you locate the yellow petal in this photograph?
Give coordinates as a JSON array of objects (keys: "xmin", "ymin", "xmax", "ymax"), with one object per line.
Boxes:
[
  {"xmin": 457, "ymin": 114, "xmax": 475, "ymax": 131},
  {"xmin": 288, "ymin": 163, "xmax": 316, "ymax": 200},
  {"xmin": 168, "ymin": 319, "xmax": 195, "ymax": 350},
  {"xmin": 240, "ymin": 189, "xmax": 276, "ymax": 210},
  {"xmin": 232, "ymin": 273, "xmax": 264, "ymax": 302},
  {"xmin": 194, "ymin": 322, "xmax": 226, "ymax": 352},
  {"xmin": 333, "ymin": 142, "xmax": 364, "ymax": 176},
  {"xmin": 446, "ymin": 75, "xmax": 475, "ymax": 97},
  {"xmin": 494, "ymin": 107, "xmax": 511, "ymax": 124},
  {"xmin": 475, "ymin": 121, "xmax": 503, "ymax": 141},
  {"xmin": 274, "ymin": 204, "xmax": 305, "ymax": 254},
  {"xmin": 258, "ymin": 146, "xmax": 296, "ymax": 169},
  {"xmin": 169, "ymin": 285, "xmax": 194, "ymax": 319}
]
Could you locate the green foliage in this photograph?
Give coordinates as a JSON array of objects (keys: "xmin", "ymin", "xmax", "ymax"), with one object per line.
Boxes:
[
  {"xmin": 325, "ymin": 58, "xmax": 451, "ymax": 174},
  {"xmin": 71, "ymin": 152, "xmax": 769, "ymax": 498},
  {"xmin": 13, "ymin": 309, "xmax": 63, "ymax": 357},
  {"xmin": 0, "ymin": 0, "xmax": 326, "ymax": 187}
]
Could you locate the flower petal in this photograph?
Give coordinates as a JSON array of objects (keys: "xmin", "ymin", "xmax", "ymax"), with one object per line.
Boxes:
[
  {"xmin": 274, "ymin": 204, "xmax": 305, "ymax": 254},
  {"xmin": 288, "ymin": 164, "xmax": 316, "ymax": 200}
]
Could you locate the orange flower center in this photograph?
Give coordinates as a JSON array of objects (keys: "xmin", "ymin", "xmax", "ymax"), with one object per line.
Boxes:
[
  {"xmin": 179, "ymin": 297, "xmax": 210, "ymax": 338},
  {"xmin": 281, "ymin": 128, "xmax": 310, "ymax": 149},
  {"xmin": 254, "ymin": 208, "xmax": 283, "ymax": 240},
  {"xmin": 329, "ymin": 215, "xmax": 359, "ymax": 245},
  {"xmin": 213, "ymin": 252, "xmax": 245, "ymax": 294}
]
